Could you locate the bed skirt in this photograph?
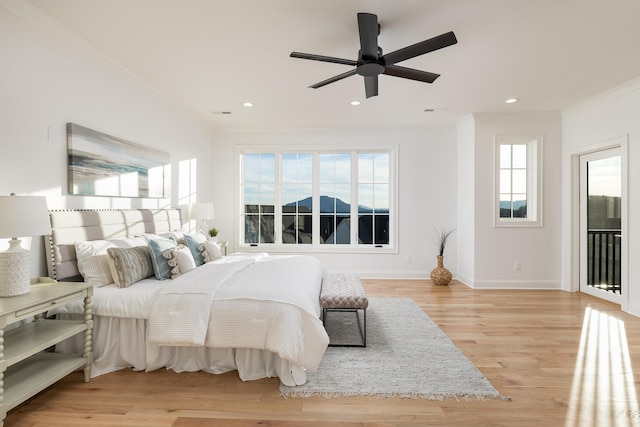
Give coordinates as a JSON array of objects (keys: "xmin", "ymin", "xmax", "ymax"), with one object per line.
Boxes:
[{"xmin": 55, "ymin": 314, "xmax": 308, "ymax": 386}]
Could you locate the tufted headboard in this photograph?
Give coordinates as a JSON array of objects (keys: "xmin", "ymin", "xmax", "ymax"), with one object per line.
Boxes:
[{"xmin": 46, "ymin": 209, "xmax": 183, "ymax": 281}]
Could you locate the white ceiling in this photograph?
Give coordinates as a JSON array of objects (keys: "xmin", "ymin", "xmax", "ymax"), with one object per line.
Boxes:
[{"xmin": 24, "ymin": 0, "xmax": 640, "ymax": 130}]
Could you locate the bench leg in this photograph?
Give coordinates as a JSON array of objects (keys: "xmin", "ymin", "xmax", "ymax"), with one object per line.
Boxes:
[{"xmin": 323, "ymin": 308, "xmax": 366, "ymax": 347}]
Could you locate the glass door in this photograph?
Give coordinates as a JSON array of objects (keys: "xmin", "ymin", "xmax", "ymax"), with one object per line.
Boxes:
[{"xmin": 579, "ymin": 148, "xmax": 622, "ymax": 304}]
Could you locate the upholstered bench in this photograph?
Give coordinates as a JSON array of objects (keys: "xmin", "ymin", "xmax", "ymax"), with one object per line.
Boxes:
[{"xmin": 320, "ymin": 273, "xmax": 368, "ymax": 347}]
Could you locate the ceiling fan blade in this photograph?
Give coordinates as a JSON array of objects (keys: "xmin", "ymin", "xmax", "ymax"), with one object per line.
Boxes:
[
  {"xmin": 309, "ymin": 69, "xmax": 358, "ymax": 89},
  {"xmin": 357, "ymin": 13, "xmax": 379, "ymax": 60},
  {"xmin": 290, "ymin": 52, "xmax": 357, "ymax": 67},
  {"xmin": 383, "ymin": 64, "xmax": 440, "ymax": 83},
  {"xmin": 382, "ymin": 31, "xmax": 457, "ymax": 65},
  {"xmin": 364, "ymin": 75, "xmax": 378, "ymax": 98}
]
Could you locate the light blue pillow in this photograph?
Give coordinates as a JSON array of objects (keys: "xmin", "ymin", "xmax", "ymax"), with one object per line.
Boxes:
[
  {"xmin": 184, "ymin": 233, "xmax": 208, "ymax": 266},
  {"xmin": 147, "ymin": 237, "xmax": 177, "ymax": 280}
]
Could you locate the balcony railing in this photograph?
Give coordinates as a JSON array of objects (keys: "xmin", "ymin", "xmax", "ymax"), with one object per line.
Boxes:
[{"xmin": 587, "ymin": 229, "xmax": 621, "ymax": 294}]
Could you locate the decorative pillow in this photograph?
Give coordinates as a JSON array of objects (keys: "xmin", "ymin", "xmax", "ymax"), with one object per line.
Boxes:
[
  {"xmin": 75, "ymin": 236, "xmax": 148, "ymax": 286},
  {"xmin": 147, "ymin": 237, "xmax": 178, "ymax": 280},
  {"xmin": 199, "ymin": 241, "xmax": 223, "ymax": 263},
  {"xmin": 106, "ymin": 246, "xmax": 154, "ymax": 288},
  {"xmin": 163, "ymin": 245, "xmax": 196, "ymax": 278},
  {"xmin": 184, "ymin": 232, "xmax": 208, "ymax": 266}
]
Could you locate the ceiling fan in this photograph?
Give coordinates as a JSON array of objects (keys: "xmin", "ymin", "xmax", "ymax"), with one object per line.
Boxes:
[{"xmin": 290, "ymin": 12, "xmax": 457, "ymax": 99}]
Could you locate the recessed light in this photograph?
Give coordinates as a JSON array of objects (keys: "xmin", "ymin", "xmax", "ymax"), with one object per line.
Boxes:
[
  {"xmin": 350, "ymin": 101, "xmax": 360, "ymax": 106},
  {"xmin": 505, "ymin": 98, "xmax": 519, "ymax": 104},
  {"xmin": 243, "ymin": 102, "xmax": 253, "ymax": 107}
]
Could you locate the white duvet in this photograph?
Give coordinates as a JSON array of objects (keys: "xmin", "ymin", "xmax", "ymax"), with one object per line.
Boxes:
[{"xmin": 56, "ymin": 253, "xmax": 330, "ymax": 373}]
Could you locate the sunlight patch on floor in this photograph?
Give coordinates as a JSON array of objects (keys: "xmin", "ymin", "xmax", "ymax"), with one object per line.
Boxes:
[{"xmin": 566, "ymin": 306, "xmax": 640, "ymax": 427}]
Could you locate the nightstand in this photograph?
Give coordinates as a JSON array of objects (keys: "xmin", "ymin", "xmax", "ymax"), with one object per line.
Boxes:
[{"xmin": 0, "ymin": 279, "xmax": 93, "ymax": 426}]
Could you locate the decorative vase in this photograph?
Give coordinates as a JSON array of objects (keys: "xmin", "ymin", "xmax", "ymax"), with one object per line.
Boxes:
[{"xmin": 430, "ymin": 255, "xmax": 452, "ymax": 286}]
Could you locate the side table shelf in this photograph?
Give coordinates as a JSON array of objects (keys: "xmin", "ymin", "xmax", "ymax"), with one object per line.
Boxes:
[{"xmin": 0, "ymin": 279, "xmax": 93, "ymax": 426}]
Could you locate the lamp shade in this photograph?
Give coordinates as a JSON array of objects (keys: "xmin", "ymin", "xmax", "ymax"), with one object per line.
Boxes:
[
  {"xmin": 0, "ymin": 195, "xmax": 51, "ymax": 238},
  {"xmin": 190, "ymin": 202, "xmax": 215, "ymax": 221}
]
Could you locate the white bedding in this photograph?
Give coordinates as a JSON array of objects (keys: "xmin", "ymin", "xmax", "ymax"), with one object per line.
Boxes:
[{"xmin": 54, "ymin": 253, "xmax": 329, "ymax": 386}]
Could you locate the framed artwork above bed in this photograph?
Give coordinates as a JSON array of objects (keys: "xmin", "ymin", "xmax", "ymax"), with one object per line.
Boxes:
[{"xmin": 67, "ymin": 123, "xmax": 170, "ymax": 198}]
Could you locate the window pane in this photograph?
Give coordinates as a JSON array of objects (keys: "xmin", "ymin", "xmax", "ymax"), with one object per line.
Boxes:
[
  {"xmin": 319, "ymin": 154, "xmax": 335, "ymax": 183},
  {"xmin": 335, "ymin": 184, "xmax": 350, "ymax": 213},
  {"xmin": 512, "ymin": 195, "xmax": 527, "ymax": 218},
  {"xmin": 282, "ymin": 215, "xmax": 296, "ymax": 243},
  {"xmin": 298, "ymin": 154, "xmax": 313, "ymax": 182},
  {"xmin": 512, "ymin": 169, "xmax": 527, "ymax": 194},
  {"xmin": 298, "ymin": 184, "xmax": 312, "ymax": 212},
  {"xmin": 373, "ymin": 184, "xmax": 389, "ymax": 211},
  {"xmin": 358, "ymin": 153, "xmax": 374, "ymax": 182},
  {"xmin": 373, "ymin": 153, "xmax": 389, "ymax": 183},
  {"xmin": 282, "ymin": 214, "xmax": 312, "ymax": 244},
  {"xmin": 244, "ymin": 182, "xmax": 259, "ymax": 206},
  {"xmin": 320, "ymin": 215, "xmax": 334, "ymax": 244},
  {"xmin": 335, "ymin": 154, "xmax": 351, "ymax": 183},
  {"xmin": 260, "ymin": 215, "xmax": 274, "ymax": 243},
  {"xmin": 500, "ymin": 145, "xmax": 511, "ymax": 168},
  {"xmin": 281, "ymin": 154, "xmax": 297, "ymax": 183},
  {"xmin": 259, "ymin": 154, "xmax": 275, "ymax": 183},
  {"xmin": 244, "ymin": 154, "xmax": 260, "ymax": 182},
  {"xmin": 335, "ymin": 216, "xmax": 350, "ymax": 244},
  {"xmin": 358, "ymin": 184, "xmax": 374, "ymax": 213},
  {"xmin": 375, "ymin": 215, "xmax": 390, "ymax": 244},
  {"xmin": 500, "ymin": 170, "xmax": 511, "ymax": 193},
  {"xmin": 281, "ymin": 183, "xmax": 298, "ymax": 207},
  {"xmin": 358, "ymin": 215, "xmax": 373, "ymax": 244},
  {"xmin": 298, "ymin": 214, "xmax": 313, "ymax": 244},
  {"xmin": 245, "ymin": 215, "xmax": 259, "ymax": 243},
  {"xmin": 512, "ymin": 145, "xmax": 527, "ymax": 169},
  {"xmin": 319, "ymin": 184, "xmax": 335, "ymax": 213},
  {"xmin": 499, "ymin": 194, "xmax": 511, "ymax": 218},
  {"xmin": 260, "ymin": 183, "xmax": 274, "ymax": 208}
]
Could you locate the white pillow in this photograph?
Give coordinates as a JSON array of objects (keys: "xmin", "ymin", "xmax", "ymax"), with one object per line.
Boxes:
[
  {"xmin": 163, "ymin": 245, "xmax": 197, "ymax": 278},
  {"xmin": 199, "ymin": 241, "xmax": 223, "ymax": 263},
  {"xmin": 75, "ymin": 236, "xmax": 147, "ymax": 286}
]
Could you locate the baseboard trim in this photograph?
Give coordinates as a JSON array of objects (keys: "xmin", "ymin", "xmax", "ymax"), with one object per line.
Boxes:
[{"xmin": 469, "ymin": 279, "xmax": 562, "ymax": 290}]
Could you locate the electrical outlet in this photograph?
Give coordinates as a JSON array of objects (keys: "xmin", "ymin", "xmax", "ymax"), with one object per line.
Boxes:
[
  {"xmin": 514, "ymin": 261, "xmax": 521, "ymax": 271},
  {"xmin": 406, "ymin": 256, "xmax": 412, "ymax": 263}
]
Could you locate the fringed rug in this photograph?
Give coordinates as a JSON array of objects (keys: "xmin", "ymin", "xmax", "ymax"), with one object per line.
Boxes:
[{"xmin": 280, "ymin": 297, "xmax": 506, "ymax": 400}]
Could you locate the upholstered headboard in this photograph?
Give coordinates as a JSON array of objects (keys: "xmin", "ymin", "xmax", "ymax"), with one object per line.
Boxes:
[{"xmin": 46, "ymin": 209, "xmax": 183, "ymax": 281}]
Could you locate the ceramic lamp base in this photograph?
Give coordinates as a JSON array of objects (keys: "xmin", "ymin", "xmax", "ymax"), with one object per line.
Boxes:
[{"xmin": 0, "ymin": 239, "xmax": 31, "ymax": 297}]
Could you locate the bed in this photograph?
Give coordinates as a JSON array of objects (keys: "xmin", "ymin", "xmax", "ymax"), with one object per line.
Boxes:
[{"xmin": 46, "ymin": 209, "xmax": 329, "ymax": 386}]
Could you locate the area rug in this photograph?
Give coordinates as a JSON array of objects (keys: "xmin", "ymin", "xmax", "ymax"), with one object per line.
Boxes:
[{"xmin": 280, "ymin": 297, "xmax": 506, "ymax": 400}]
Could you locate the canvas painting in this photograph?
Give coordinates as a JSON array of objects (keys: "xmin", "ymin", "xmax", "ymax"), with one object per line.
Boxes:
[{"xmin": 67, "ymin": 123, "xmax": 170, "ymax": 198}]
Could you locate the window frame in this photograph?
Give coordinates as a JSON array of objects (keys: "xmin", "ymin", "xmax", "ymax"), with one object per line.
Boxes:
[
  {"xmin": 494, "ymin": 134, "xmax": 543, "ymax": 228},
  {"xmin": 236, "ymin": 144, "xmax": 398, "ymax": 253}
]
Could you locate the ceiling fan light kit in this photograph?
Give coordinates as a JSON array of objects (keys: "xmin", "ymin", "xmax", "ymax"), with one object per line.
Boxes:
[{"xmin": 290, "ymin": 12, "xmax": 457, "ymax": 98}]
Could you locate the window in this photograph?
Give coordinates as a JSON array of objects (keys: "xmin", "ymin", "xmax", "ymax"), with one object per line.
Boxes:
[
  {"xmin": 494, "ymin": 134, "xmax": 542, "ymax": 227},
  {"xmin": 239, "ymin": 146, "xmax": 396, "ymax": 252}
]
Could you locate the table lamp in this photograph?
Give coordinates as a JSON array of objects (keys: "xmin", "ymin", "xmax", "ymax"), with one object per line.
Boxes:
[
  {"xmin": 0, "ymin": 194, "xmax": 52, "ymax": 297},
  {"xmin": 190, "ymin": 202, "xmax": 215, "ymax": 234}
]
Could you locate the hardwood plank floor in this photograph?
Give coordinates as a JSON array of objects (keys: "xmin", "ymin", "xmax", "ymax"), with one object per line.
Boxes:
[{"xmin": 6, "ymin": 280, "xmax": 640, "ymax": 427}]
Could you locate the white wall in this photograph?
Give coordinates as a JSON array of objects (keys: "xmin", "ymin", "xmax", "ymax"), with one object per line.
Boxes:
[
  {"xmin": 457, "ymin": 112, "xmax": 563, "ymax": 289},
  {"xmin": 0, "ymin": 3, "xmax": 216, "ymax": 278},
  {"xmin": 455, "ymin": 114, "xmax": 475, "ymax": 284},
  {"xmin": 213, "ymin": 126, "xmax": 458, "ymax": 278},
  {"xmin": 562, "ymin": 77, "xmax": 640, "ymax": 316}
]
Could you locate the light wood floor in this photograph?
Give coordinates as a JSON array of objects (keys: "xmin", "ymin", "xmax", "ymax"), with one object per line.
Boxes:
[{"xmin": 6, "ymin": 280, "xmax": 640, "ymax": 427}]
